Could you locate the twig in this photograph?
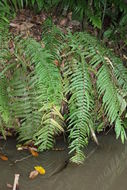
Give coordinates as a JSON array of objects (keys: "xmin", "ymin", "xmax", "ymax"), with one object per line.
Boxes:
[
  {"xmin": 105, "ymin": 125, "xmax": 114, "ymax": 135},
  {"xmin": 13, "ymin": 174, "xmax": 20, "ymax": 190},
  {"xmin": 14, "ymin": 155, "xmax": 32, "ymax": 163}
]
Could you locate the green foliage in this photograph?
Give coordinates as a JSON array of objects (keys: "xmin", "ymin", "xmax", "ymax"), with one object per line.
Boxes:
[
  {"xmin": 17, "ymin": 38, "xmax": 64, "ymax": 149},
  {"xmin": 66, "ymin": 57, "xmax": 93, "ymax": 163},
  {"xmin": 0, "ymin": 29, "xmax": 64, "ymax": 149},
  {"xmin": 62, "ymin": 32, "xmax": 127, "ymax": 163},
  {"xmin": 0, "ymin": 1, "xmax": 127, "ymax": 164},
  {"xmin": 9, "ymin": 0, "xmax": 25, "ymax": 10},
  {"xmin": 0, "ymin": 0, "xmax": 12, "ymax": 39},
  {"xmin": 0, "ymin": 22, "xmax": 127, "ymax": 163},
  {"xmin": 0, "ymin": 77, "xmax": 10, "ymax": 124},
  {"xmin": 1, "ymin": 0, "xmax": 127, "ymax": 33},
  {"xmin": 42, "ymin": 19, "xmax": 64, "ymax": 59},
  {"xmin": 6, "ymin": 0, "xmax": 61, "ymax": 12},
  {"xmin": 9, "ymin": 68, "xmax": 42, "ymax": 141},
  {"xmin": 23, "ymin": 38, "xmax": 63, "ymax": 105},
  {"xmin": 0, "ymin": 24, "xmax": 12, "ymax": 136}
]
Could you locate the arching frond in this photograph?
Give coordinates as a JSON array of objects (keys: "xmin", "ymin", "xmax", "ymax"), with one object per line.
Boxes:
[
  {"xmin": 17, "ymin": 38, "xmax": 64, "ymax": 149},
  {"xmin": 73, "ymin": 32, "xmax": 127, "ymax": 143},
  {"xmin": 9, "ymin": 69, "xmax": 42, "ymax": 142}
]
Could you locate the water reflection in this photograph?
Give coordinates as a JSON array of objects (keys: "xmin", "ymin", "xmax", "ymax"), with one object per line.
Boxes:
[{"xmin": 95, "ymin": 139, "xmax": 127, "ymax": 190}]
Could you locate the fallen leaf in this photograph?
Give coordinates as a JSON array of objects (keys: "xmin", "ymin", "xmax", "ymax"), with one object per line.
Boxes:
[
  {"xmin": 29, "ymin": 170, "xmax": 39, "ymax": 179},
  {"xmin": 20, "ymin": 22, "xmax": 34, "ymax": 31},
  {"xmin": 0, "ymin": 154, "xmax": 8, "ymax": 161},
  {"xmin": 10, "ymin": 22, "xmax": 34, "ymax": 31},
  {"xmin": 29, "ymin": 149, "xmax": 39, "ymax": 157},
  {"xmin": 59, "ymin": 18, "xmax": 68, "ymax": 26},
  {"xmin": 34, "ymin": 166, "xmax": 46, "ymax": 175},
  {"xmin": 10, "ymin": 23, "xmax": 20, "ymax": 28}
]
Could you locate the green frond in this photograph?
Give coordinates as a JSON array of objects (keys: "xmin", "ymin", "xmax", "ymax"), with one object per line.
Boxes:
[
  {"xmin": 9, "ymin": 68, "xmax": 42, "ymax": 142},
  {"xmin": 68, "ymin": 59, "xmax": 94, "ymax": 163},
  {"xmin": 63, "ymin": 34, "xmax": 94, "ymax": 163},
  {"xmin": 74, "ymin": 32, "xmax": 127, "ymax": 142},
  {"xmin": 107, "ymin": 55, "xmax": 127, "ymax": 92},
  {"xmin": 0, "ymin": 28, "xmax": 13, "ymax": 136},
  {"xmin": 34, "ymin": 106, "xmax": 64, "ymax": 151},
  {"xmin": 42, "ymin": 19, "xmax": 65, "ymax": 59},
  {"xmin": 62, "ymin": 31, "xmax": 127, "ymax": 163},
  {"xmin": 15, "ymin": 38, "xmax": 64, "ymax": 149},
  {"xmin": 97, "ymin": 64, "xmax": 126, "ymax": 142},
  {"xmin": 76, "ymin": 32, "xmax": 127, "ymax": 92},
  {"xmin": 0, "ymin": 77, "xmax": 10, "ymax": 124},
  {"xmin": 97, "ymin": 64, "xmax": 119, "ymax": 123}
]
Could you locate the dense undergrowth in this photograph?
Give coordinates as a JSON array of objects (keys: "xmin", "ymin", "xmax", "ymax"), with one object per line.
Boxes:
[{"xmin": 0, "ymin": 0, "xmax": 127, "ymax": 164}]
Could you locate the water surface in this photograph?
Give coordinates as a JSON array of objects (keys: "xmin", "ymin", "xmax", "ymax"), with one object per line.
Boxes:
[{"xmin": 0, "ymin": 133, "xmax": 127, "ymax": 190}]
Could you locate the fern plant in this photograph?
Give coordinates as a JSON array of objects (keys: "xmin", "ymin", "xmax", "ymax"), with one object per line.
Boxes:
[
  {"xmin": 0, "ymin": 21, "xmax": 65, "ymax": 151},
  {"xmin": 62, "ymin": 31, "xmax": 127, "ymax": 163},
  {"xmin": 42, "ymin": 18, "xmax": 64, "ymax": 60},
  {"xmin": 0, "ymin": 2, "xmax": 127, "ymax": 164},
  {"xmin": 16, "ymin": 37, "xmax": 65, "ymax": 149},
  {"xmin": 66, "ymin": 55, "xmax": 94, "ymax": 163},
  {"xmin": 0, "ymin": 14, "xmax": 12, "ymax": 137}
]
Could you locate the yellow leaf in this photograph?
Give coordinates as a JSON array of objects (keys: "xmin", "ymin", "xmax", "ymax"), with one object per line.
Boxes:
[{"xmin": 34, "ymin": 166, "xmax": 45, "ymax": 175}]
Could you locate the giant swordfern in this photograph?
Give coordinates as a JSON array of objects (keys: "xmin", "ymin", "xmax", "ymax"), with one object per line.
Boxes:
[
  {"xmin": 62, "ymin": 31, "xmax": 127, "ymax": 163},
  {"xmin": 19, "ymin": 38, "xmax": 64, "ymax": 150}
]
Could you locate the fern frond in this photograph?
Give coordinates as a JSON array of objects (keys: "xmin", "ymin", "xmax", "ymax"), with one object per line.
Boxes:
[
  {"xmin": 24, "ymin": 38, "xmax": 63, "ymax": 104},
  {"xmin": 62, "ymin": 31, "xmax": 127, "ymax": 163},
  {"xmin": 97, "ymin": 64, "xmax": 126, "ymax": 142},
  {"xmin": 42, "ymin": 19, "xmax": 64, "ymax": 60},
  {"xmin": 75, "ymin": 32, "xmax": 127, "ymax": 142},
  {"xmin": 9, "ymin": 68, "xmax": 41, "ymax": 141},
  {"xmin": 68, "ymin": 61, "xmax": 94, "ymax": 163},
  {"xmin": 34, "ymin": 106, "xmax": 64, "ymax": 151},
  {"xmin": 16, "ymin": 38, "xmax": 64, "ymax": 149},
  {"xmin": 0, "ymin": 77, "xmax": 10, "ymax": 124},
  {"xmin": 63, "ymin": 34, "xmax": 94, "ymax": 163},
  {"xmin": 77, "ymin": 32, "xmax": 127, "ymax": 91}
]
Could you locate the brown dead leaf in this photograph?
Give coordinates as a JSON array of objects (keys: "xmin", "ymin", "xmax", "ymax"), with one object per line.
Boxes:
[
  {"xmin": 29, "ymin": 170, "xmax": 39, "ymax": 179},
  {"xmin": 10, "ymin": 23, "xmax": 20, "ymax": 28},
  {"xmin": 10, "ymin": 22, "xmax": 34, "ymax": 31},
  {"xmin": 20, "ymin": 22, "xmax": 34, "ymax": 31},
  {"xmin": 0, "ymin": 154, "xmax": 8, "ymax": 161},
  {"xmin": 29, "ymin": 148, "xmax": 39, "ymax": 157},
  {"xmin": 59, "ymin": 18, "xmax": 68, "ymax": 26}
]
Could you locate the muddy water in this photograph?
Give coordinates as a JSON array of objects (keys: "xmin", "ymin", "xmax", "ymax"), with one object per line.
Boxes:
[{"xmin": 0, "ymin": 133, "xmax": 127, "ymax": 190}]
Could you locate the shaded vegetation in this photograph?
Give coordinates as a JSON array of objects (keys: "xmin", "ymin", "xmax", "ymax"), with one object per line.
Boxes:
[{"xmin": 0, "ymin": 0, "xmax": 127, "ymax": 164}]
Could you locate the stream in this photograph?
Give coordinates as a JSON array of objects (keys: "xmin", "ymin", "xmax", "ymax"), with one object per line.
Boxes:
[{"xmin": 0, "ymin": 133, "xmax": 127, "ymax": 190}]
